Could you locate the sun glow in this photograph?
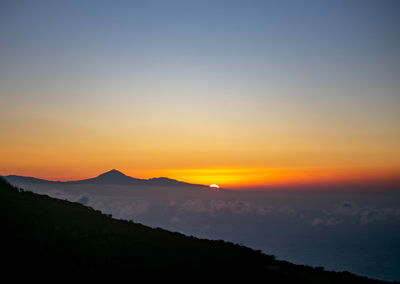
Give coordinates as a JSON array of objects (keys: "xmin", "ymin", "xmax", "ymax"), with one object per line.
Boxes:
[{"xmin": 151, "ymin": 167, "xmax": 400, "ymax": 189}]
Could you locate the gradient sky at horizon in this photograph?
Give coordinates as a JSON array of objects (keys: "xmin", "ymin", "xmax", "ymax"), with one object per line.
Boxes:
[{"xmin": 1, "ymin": 0, "xmax": 399, "ymax": 187}]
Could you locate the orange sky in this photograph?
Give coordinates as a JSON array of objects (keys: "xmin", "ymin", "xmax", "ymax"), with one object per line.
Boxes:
[{"xmin": 1, "ymin": 96, "xmax": 399, "ymax": 187}]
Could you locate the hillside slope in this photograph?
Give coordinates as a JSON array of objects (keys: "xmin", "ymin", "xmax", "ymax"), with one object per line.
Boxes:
[{"xmin": 0, "ymin": 177, "xmax": 390, "ymax": 283}]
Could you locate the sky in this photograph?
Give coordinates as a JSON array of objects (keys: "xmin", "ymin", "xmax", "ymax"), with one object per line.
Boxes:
[{"xmin": 1, "ymin": 0, "xmax": 399, "ymax": 187}]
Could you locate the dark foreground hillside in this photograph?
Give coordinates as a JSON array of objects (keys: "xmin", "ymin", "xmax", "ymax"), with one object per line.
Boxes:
[{"xmin": 0, "ymin": 177, "xmax": 391, "ymax": 283}]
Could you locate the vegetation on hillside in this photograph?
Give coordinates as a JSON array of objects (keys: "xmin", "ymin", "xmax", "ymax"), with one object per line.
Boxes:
[{"xmin": 0, "ymin": 177, "xmax": 392, "ymax": 283}]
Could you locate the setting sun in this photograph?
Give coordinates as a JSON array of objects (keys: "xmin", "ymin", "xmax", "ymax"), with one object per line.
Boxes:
[{"xmin": 209, "ymin": 184, "xmax": 220, "ymax": 189}]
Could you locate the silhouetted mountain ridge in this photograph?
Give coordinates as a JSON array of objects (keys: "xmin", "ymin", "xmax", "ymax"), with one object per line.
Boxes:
[{"xmin": 4, "ymin": 169, "xmax": 206, "ymax": 187}]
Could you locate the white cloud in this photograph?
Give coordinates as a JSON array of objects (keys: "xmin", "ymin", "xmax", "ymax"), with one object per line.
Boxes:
[
  {"xmin": 179, "ymin": 199, "xmax": 208, "ymax": 213},
  {"xmin": 335, "ymin": 201, "xmax": 358, "ymax": 215},
  {"xmin": 210, "ymin": 200, "xmax": 254, "ymax": 214},
  {"xmin": 89, "ymin": 198, "xmax": 149, "ymax": 219},
  {"xmin": 311, "ymin": 201, "xmax": 400, "ymax": 226},
  {"xmin": 178, "ymin": 199, "xmax": 294, "ymax": 217}
]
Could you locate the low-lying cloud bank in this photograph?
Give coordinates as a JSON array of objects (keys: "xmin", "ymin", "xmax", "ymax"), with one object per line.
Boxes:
[{"xmin": 69, "ymin": 193, "xmax": 400, "ymax": 228}]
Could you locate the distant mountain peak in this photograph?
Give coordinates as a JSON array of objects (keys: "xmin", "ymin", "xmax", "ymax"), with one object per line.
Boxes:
[
  {"xmin": 92, "ymin": 169, "xmax": 138, "ymax": 184},
  {"xmin": 97, "ymin": 169, "xmax": 127, "ymax": 178}
]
